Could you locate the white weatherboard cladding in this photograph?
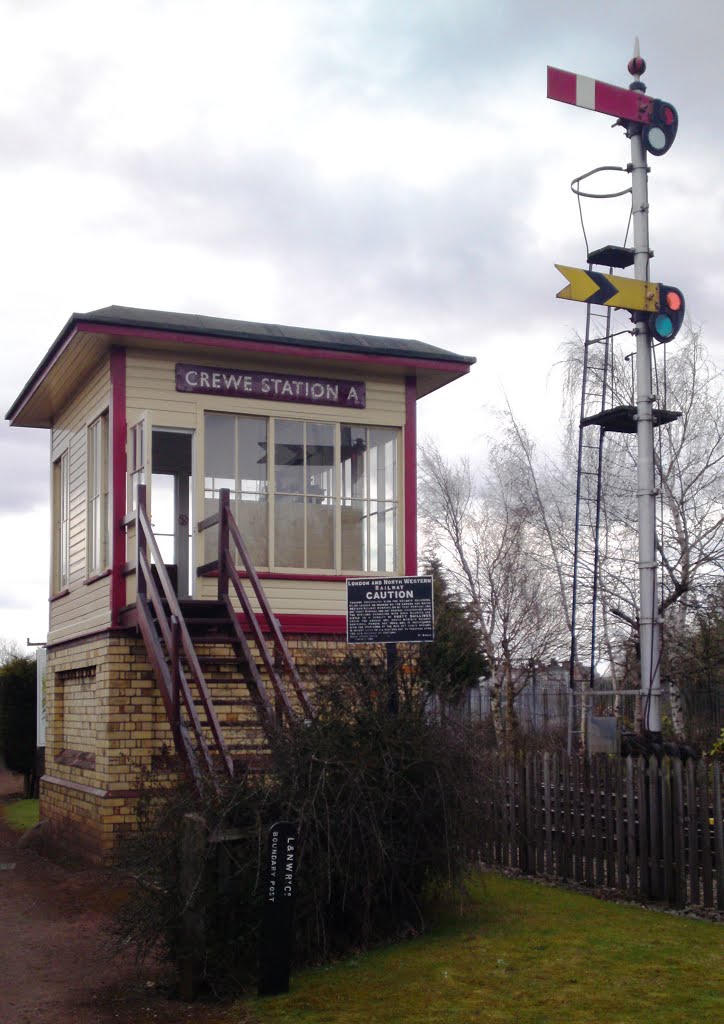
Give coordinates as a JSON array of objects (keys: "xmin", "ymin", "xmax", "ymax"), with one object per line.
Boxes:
[
  {"xmin": 49, "ymin": 357, "xmax": 112, "ymax": 644},
  {"xmin": 126, "ymin": 347, "xmax": 408, "ymax": 619}
]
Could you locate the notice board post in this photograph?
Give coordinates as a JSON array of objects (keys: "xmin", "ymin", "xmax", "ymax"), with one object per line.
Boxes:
[
  {"xmin": 386, "ymin": 643, "xmax": 399, "ymax": 713},
  {"xmin": 347, "ymin": 578, "xmax": 434, "ymax": 710}
]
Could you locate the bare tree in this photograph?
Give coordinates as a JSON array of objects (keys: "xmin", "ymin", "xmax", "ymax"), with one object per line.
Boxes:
[
  {"xmin": 0, "ymin": 638, "xmax": 24, "ymax": 666},
  {"xmin": 560, "ymin": 325, "xmax": 724, "ymax": 738},
  {"xmin": 418, "ymin": 436, "xmax": 569, "ymax": 750}
]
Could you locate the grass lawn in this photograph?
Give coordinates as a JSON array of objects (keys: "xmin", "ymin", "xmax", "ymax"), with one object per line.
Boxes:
[
  {"xmin": 2, "ymin": 798, "xmax": 39, "ymax": 832},
  {"xmin": 234, "ymin": 872, "xmax": 723, "ymax": 1024}
]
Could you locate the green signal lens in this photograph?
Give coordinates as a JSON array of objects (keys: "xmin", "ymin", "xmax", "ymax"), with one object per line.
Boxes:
[{"xmin": 654, "ymin": 313, "xmax": 674, "ymax": 338}]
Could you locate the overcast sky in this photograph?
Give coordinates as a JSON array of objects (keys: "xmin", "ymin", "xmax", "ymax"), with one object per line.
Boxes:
[{"xmin": 1, "ymin": 0, "xmax": 722, "ymax": 650}]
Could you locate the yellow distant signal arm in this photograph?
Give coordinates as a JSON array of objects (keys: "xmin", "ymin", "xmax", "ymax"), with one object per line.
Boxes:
[{"xmin": 555, "ymin": 264, "xmax": 660, "ymax": 313}]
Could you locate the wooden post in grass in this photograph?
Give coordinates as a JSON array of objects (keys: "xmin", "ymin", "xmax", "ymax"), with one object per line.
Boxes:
[
  {"xmin": 259, "ymin": 821, "xmax": 297, "ymax": 997},
  {"xmin": 178, "ymin": 813, "xmax": 207, "ymax": 1001}
]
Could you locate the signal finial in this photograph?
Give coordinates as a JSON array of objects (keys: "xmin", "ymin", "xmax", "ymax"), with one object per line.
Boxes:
[{"xmin": 628, "ymin": 37, "xmax": 646, "ymax": 78}]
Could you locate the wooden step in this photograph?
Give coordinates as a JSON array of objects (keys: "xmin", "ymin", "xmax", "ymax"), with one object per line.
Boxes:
[{"xmin": 191, "ymin": 696, "xmax": 256, "ymax": 708}]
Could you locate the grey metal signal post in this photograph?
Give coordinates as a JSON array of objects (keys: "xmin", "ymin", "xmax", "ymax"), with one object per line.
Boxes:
[
  {"xmin": 629, "ymin": 55, "xmax": 661, "ymax": 736},
  {"xmin": 548, "ymin": 46, "xmax": 682, "ymax": 741}
]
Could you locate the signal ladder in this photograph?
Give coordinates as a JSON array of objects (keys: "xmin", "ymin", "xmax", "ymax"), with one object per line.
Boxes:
[{"xmin": 568, "ymin": 245, "xmax": 681, "ymax": 752}]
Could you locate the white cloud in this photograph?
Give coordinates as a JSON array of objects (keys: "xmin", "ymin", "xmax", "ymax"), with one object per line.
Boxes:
[{"xmin": 0, "ymin": 0, "xmax": 721, "ymax": 646}]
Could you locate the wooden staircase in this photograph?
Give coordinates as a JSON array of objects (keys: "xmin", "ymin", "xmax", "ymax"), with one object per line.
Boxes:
[{"xmin": 132, "ymin": 485, "xmax": 313, "ymax": 791}]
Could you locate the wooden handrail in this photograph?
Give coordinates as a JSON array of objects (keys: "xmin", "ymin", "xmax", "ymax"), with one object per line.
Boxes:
[
  {"xmin": 216, "ymin": 488, "xmax": 313, "ymax": 719},
  {"xmin": 197, "ymin": 511, "xmax": 220, "ymax": 532},
  {"xmin": 135, "ymin": 484, "xmax": 234, "ymax": 782}
]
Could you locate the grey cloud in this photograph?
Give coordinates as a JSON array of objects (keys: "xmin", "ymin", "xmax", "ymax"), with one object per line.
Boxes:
[
  {"xmin": 0, "ymin": 55, "xmax": 106, "ymax": 167},
  {"xmin": 0, "ymin": 425, "xmax": 49, "ymax": 514},
  {"xmin": 103, "ymin": 137, "xmax": 555, "ymax": 334}
]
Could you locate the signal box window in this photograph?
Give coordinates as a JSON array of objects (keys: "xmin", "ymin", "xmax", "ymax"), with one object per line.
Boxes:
[
  {"xmin": 87, "ymin": 412, "xmax": 109, "ymax": 576},
  {"xmin": 204, "ymin": 413, "xmax": 399, "ymax": 574},
  {"xmin": 53, "ymin": 450, "xmax": 70, "ymax": 592}
]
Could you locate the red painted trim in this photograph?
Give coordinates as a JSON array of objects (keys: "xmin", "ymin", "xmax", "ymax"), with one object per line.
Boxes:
[
  {"xmin": 200, "ymin": 568, "xmax": 352, "ymax": 583},
  {"xmin": 238, "ymin": 612, "xmax": 347, "ymax": 635},
  {"xmin": 83, "ymin": 569, "xmax": 112, "ymax": 586},
  {"xmin": 404, "ymin": 376, "xmax": 417, "ymax": 574},
  {"xmin": 7, "ymin": 315, "xmax": 473, "ymax": 426},
  {"xmin": 49, "ymin": 589, "xmax": 70, "ymax": 603},
  {"xmin": 110, "ymin": 348, "xmax": 126, "ymax": 627},
  {"xmin": 73, "ymin": 321, "xmax": 471, "ymax": 376}
]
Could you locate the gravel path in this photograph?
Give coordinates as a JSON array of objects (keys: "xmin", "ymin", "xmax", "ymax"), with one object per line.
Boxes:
[{"xmin": 0, "ymin": 771, "xmax": 229, "ymax": 1024}]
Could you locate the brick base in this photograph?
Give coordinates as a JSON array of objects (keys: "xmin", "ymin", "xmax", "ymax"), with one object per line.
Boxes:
[{"xmin": 40, "ymin": 629, "xmax": 364, "ymax": 861}]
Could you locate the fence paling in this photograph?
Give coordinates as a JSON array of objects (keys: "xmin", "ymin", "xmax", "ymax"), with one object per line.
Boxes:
[
  {"xmin": 672, "ymin": 757, "xmax": 686, "ymax": 906},
  {"xmin": 481, "ymin": 751, "xmax": 722, "ymax": 913},
  {"xmin": 699, "ymin": 764, "xmax": 714, "ymax": 908},
  {"xmin": 637, "ymin": 757, "xmax": 649, "ymax": 898},
  {"xmin": 686, "ymin": 758, "xmax": 699, "ymax": 905},
  {"xmin": 713, "ymin": 762, "xmax": 724, "ymax": 912},
  {"xmin": 544, "ymin": 754, "xmax": 553, "ymax": 876},
  {"xmin": 648, "ymin": 754, "xmax": 660, "ymax": 899}
]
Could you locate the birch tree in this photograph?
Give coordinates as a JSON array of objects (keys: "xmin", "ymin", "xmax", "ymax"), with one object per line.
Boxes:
[
  {"xmin": 561, "ymin": 325, "xmax": 724, "ymax": 738},
  {"xmin": 418, "ymin": 434, "xmax": 569, "ymax": 750}
]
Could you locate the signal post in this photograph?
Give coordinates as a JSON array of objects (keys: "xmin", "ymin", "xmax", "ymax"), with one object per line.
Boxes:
[{"xmin": 549, "ymin": 45, "xmax": 683, "ymax": 739}]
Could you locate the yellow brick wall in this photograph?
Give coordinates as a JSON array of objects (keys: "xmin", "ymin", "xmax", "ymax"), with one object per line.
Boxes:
[
  {"xmin": 40, "ymin": 629, "xmax": 395, "ymax": 861},
  {"xmin": 42, "ymin": 631, "xmax": 175, "ymax": 861}
]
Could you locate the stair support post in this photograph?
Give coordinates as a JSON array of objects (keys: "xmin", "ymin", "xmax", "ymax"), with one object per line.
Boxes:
[
  {"xmin": 136, "ymin": 483, "xmax": 148, "ymax": 599},
  {"xmin": 218, "ymin": 488, "xmax": 231, "ymax": 601},
  {"xmin": 171, "ymin": 614, "xmax": 181, "ymax": 750}
]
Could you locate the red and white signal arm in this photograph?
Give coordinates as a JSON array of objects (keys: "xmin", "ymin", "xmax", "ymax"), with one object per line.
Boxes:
[
  {"xmin": 547, "ymin": 66, "xmax": 654, "ymax": 124},
  {"xmin": 547, "ymin": 66, "xmax": 678, "ymax": 156}
]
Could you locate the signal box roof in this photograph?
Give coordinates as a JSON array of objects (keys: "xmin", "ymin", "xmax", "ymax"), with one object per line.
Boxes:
[{"xmin": 7, "ymin": 305, "xmax": 475, "ymax": 428}]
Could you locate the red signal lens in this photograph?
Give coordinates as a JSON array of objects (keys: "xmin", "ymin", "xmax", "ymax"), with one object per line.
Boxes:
[
  {"xmin": 662, "ymin": 105, "xmax": 675, "ymax": 126},
  {"xmin": 665, "ymin": 290, "xmax": 682, "ymax": 311}
]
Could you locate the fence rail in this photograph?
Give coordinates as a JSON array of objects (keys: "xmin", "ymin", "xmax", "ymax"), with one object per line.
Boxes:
[{"xmin": 479, "ymin": 752, "xmax": 723, "ymax": 912}]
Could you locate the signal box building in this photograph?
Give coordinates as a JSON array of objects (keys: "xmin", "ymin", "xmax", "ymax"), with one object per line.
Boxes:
[{"xmin": 6, "ymin": 306, "xmax": 473, "ymax": 860}]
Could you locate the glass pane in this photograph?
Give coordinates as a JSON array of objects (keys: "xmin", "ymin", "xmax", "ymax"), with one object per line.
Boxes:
[
  {"xmin": 383, "ymin": 503, "xmax": 397, "ymax": 571},
  {"xmin": 341, "ymin": 499, "xmax": 366, "ymax": 571},
  {"xmin": 275, "ymin": 420, "xmax": 304, "ymax": 494},
  {"xmin": 151, "ymin": 474, "xmax": 175, "ymax": 539},
  {"xmin": 205, "ymin": 414, "xmax": 235, "ymax": 489},
  {"xmin": 306, "ymin": 499, "xmax": 335, "ymax": 569},
  {"xmin": 235, "ymin": 496, "xmax": 268, "ymax": 566},
  {"xmin": 341, "ymin": 425, "xmax": 367, "ymax": 501},
  {"xmin": 274, "ymin": 494, "xmax": 304, "ymax": 567},
  {"xmin": 203, "ymin": 496, "xmax": 219, "ymax": 564},
  {"xmin": 367, "ymin": 501, "xmax": 397, "ymax": 572},
  {"xmin": 306, "ymin": 422, "xmax": 335, "ymax": 500},
  {"xmin": 368, "ymin": 428, "xmax": 398, "ymax": 502},
  {"xmin": 237, "ymin": 417, "xmax": 268, "ymax": 496},
  {"xmin": 132, "ymin": 422, "xmax": 145, "ymax": 471},
  {"xmin": 88, "ymin": 496, "xmax": 97, "ymax": 573},
  {"xmin": 156, "ymin": 534, "xmax": 175, "ymax": 565}
]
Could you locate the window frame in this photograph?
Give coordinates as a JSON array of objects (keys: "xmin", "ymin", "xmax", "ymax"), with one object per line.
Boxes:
[
  {"xmin": 86, "ymin": 411, "xmax": 110, "ymax": 577},
  {"xmin": 203, "ymin": 411, "xmax": 401, "ymax": 576},
  {"xmin": 53, "ymin": 448, "xmax": 70, "ymax": 594}
]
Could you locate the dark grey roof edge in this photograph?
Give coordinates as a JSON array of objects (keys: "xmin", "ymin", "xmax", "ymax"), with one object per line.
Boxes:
[
  {"xmin": 5, "ymin": 311, "xmax": 79, "ymax": 421},
  {"xmin": 6, "ymin": 305, "xmax": 474, "ymax": 422},
  {"xmin": 81, "ymin": 305, "xmax": 476, "ymax": 364}
]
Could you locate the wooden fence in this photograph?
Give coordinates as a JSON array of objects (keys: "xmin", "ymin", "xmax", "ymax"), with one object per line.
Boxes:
[{"xmin": 479, "ymin": 753, "xmax": 723, "ymax": 912}]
